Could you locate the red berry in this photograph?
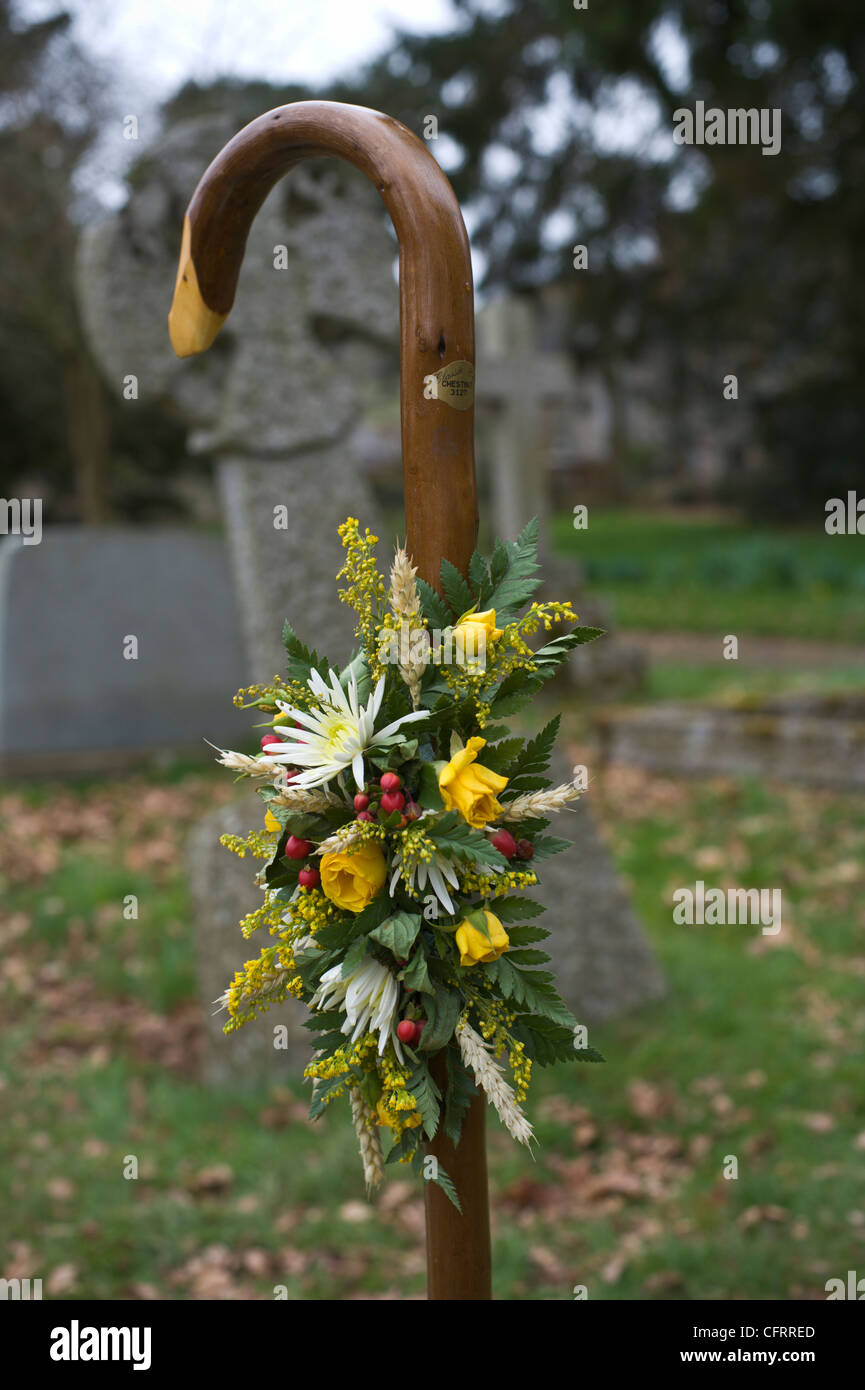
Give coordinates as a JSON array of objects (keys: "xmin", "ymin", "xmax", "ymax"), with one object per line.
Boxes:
[
  {"xmin": 380, "ymin": 771, "xmax": 402, "ymax": 793},
  {"xmin": 404, "ymin": 800, "xmax": 421, "ymax": 821},
  {"xmin": 297, "ymin": 867, "xmax": 320, "ymax": 890},
  {"xmin": 515, "ymin": 838, "xmax": 534, "ymax": 860},
  {"xmin": 491, "ymin": 828, "xmax": 518, "ymax": 859},
  {"xmin": 380, "ymin": 790, "xmax": 405, "ymax": 815},
  {"xmin": 357, "ymin": 810, "xmax": 374, "ymax": 823},
  {"xmin": 353, "ymin": 792, "xmax": 370, "ymax": 812},
  {"xmin": 284, "ymin": 835, "xmax": 311, "ymax": 860},
  {"xmin": 260, "ymin": 735, "xmax": 278, "ymax": 750},
  {"xmin": 412, "ymin": 1020, "xmax": 425, "ymax": 1044},
  {"xmin": 397, "ymin": 1019, "xmax": 416, "ymax": 1043}
]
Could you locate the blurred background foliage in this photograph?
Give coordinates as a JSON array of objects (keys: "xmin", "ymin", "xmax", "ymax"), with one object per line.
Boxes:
[{"xmin": 1, "ymin": 0, "xmax": 863, "ymax": 521}]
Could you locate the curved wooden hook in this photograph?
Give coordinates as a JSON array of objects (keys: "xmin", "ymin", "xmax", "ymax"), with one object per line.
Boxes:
[{"xmin": 169, "ymin": 99, "xmax": 478, "ymax": 589}]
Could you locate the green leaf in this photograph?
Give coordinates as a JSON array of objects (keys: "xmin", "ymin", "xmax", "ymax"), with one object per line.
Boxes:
[
  {"xmin": 531, "ymin": 627, "xmax": 604, "ymax": 679},
  {"xmin": 315, "ymin": 892, "xmax": 390, "ymax": 948},
  {"xmin": 308, "ymin": 1073, "xmax": 347, "ymax": 1120},
  {"xmin": 407, "ymin": 1061, "xmax": 441, "ymax": 1139},
  {"xmin": 487, "ymin": 669, "xmax": 539, "ymax": 718},
  {"xmin": 506, "ymin": 948, "xmax": 551, "ymax": 965},
  {"xmin": 480, "ymin": 737, "xmax": 524, "ymax": 774},
  {"xmin": 428, "ymin": 1160, "xmax": 462, "ymax": 1212},
  {"xmin": 416, "ymin": 577, "xmax": 452, "ymax": 630},
  {"xmin": 477, "ymin": 723, "xmax": 510, "ymax": 742},
  {"xmin": 503, "ymin": 715, "xmax": 560, "ymax": 792},
  {"xmin": 506, "ymin": 922, "xmax": 551, "ymax": 945},
  {"xmin": 370, "ymin": 911, "xmax": 422, "ymax": 959},
  {"xmin": 420, "ymin": 986, "xmax": 462, "ymax": 1053},
  {"xmin": 492, "ymin": 958, "xmax": 577, "ymax": 1028},
  {"xmin": 282, "ymin": 621, "xmax": 335, "ymax": 686},
  {"xmin": 511, "ymin": 1014, "xmax": 582, "ymax": 1066},
  {"xmin": 403, "ymin": 946, "xmax": 433, "ymax": 995},
  {"xmin": 439, "ymin": 558, "xmax": 476, "ymax": 620},
  {"xmin": 444, "ymin": 1044, "xmax": 476, "ymax": 1147},
  {"xmin": 385, "ymin": 1128, "xmax": 421, "ymax": 1166},
  {"xmin": 486, "ymin": 517, "xmax": 542, "ymax": 623},
  {"xmin": 574, "ymin": 1045, "xmax": 606, "ymax": 1063},
  {"xmin": 341, "ymin": 934, "xmax": 371, "ymax": 978},
  {"xmin": 493, "ymin": 897, "xmax": 546, "ymax": 923},
  {"xmin": 530, "ymin": 834, "xmax": 572, "ymax": 861},
  {"xmin": 417, "ymin": 760, "xmax": 445, "ymax": 811},
  {"xmin": 427, "ymin": 812, "xmax": 509, "ymax": 870},
  {"xmin": 468, "ymin": 549, "xmax": 491, "ymax": 600}
]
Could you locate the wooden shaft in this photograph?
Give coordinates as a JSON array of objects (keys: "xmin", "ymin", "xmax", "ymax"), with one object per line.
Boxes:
[
  {"xmin": 168, "ymin": 98, "xmax": 478, "ymax": 589},
  {"xmin": 424, "ymin": 1054, "xmax": 492, "ymax": 1300},
  {"xmin": 169, "ymin": 98, "xmax": 490, "ymax": 1300}
]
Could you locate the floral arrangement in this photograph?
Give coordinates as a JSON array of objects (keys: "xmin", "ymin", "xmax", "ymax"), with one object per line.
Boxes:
[{"xmin": 215, "ymin": 517, "xmax": 603, "ymax": 1207}]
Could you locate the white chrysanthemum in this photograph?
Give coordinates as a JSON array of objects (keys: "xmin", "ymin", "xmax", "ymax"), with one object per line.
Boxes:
[
  {"xmin": 311, "ymin": 957, "xmax": 404, "ymax": 1061},
  {"xmin": 260, "ymin": 669, "xmax": 425, "ymax": 790},
  {"xmin": 389, "ymin": 850, "xmax": 462, "ymax": 916}
]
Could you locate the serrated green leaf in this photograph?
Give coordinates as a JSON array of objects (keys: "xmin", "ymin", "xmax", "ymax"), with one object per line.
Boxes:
[
  {"xmin": 407, "ymin": 1061, "xmax": 441, "ymax": 1139},
  {"xmin": 493, "ymin": 898, "xmax": 546, "ymax": 923},
  {"xmin": 530, "ymin": 834, "xmax": 572, "ymax": 861},
  {"xmin": 428, "ymin": 1160, "xmax": 462, "ymax": 1212},
  {"xmin": 426, "ymin": 812, "xmax": 509, "ymax": 870},
  {"xmin": 511, "ymin": 1014, "xmax": 582, "ymax": 1066},
  {"xmin": 444, "ymin": 1044, "xmax": 476, "ymax": 1147},
  {"xmin": 480, "ymin": 737, "xmax": 524, "ymax": 774},
  {"xmin": 440, "ymin": 558, "xmax": 476, "ymax": 620},
  {"xmin": 494, "ymin": 957, "xmax": 576, "ymax": 1028},
  {"xmin": 486, "ymin": 517, "xmax": 542, "ymax": 622},
  {"xmin": 416, "ymin": 577, "xmax": 453, "ymax": 630},
  {"xmin": 282, "ymin": 621, "xmax": 335, "ymax": 687}
]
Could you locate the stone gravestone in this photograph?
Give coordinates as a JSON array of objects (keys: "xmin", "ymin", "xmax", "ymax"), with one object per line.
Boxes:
[
  {"xmin": 0, "ymin": 528, "xmax": 248, "ymax": 774},
  {"xmin": 78, "ymin": 113, "xmax": 398, "ymax": 1079},
  {"xmin": 532, "ymin": 752, "xmax": 666, "ymax": 1024},
  {"xmin": 476, "ymin": 298, "xmax": 664, "ymax": 1021}
]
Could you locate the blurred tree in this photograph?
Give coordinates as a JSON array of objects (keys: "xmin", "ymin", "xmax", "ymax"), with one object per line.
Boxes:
[
  {"xmin": 0, "ymin": 2, "xmax": 196, "ymax": 523},
  {"xmin": 336, "ymin": 0, "xmax": 864, "ymax": 516},
  {"xmin": 0, "ymin": 1, "xmax": 113, "ymax": 519}
]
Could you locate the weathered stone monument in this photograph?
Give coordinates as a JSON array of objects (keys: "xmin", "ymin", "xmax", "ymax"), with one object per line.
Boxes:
[
  {"xmin": 476, "ymin": 296, "xmax": 647, "ymax": 697},
  {"xmin": 477, "ymin": 298, "xmax": 663, "ymax": 1022},
  {"xmin": 78, "ymin": 112, "xmax": 398, "ymax": 1077}
]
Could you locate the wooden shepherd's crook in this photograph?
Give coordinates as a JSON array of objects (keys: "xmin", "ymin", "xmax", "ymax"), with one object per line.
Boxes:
[{"xmin": 169, "ymin": 100, "xmax": 491, "ymax": 1301}]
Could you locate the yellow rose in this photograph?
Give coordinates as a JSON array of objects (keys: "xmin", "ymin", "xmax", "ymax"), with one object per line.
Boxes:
[
  {"xmin": 455, "ymin": 909, "xmax": 510, "ymax": 967},
  {"xmin": 438, "ymin": 736, "xmax": 508, "ymax": 828},
  {"xmin": 264, "ymin": 809, "xmax": 282, "ymax": 833},
  {"xmin": 454, "ymin": 608, "xmax": 502, "ymax": 665},
  {"xmin": 320, "ymin": 841, "xmax": 387, "ymax": 913}
]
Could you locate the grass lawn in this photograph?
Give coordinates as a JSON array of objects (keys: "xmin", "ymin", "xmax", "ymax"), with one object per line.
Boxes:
[
  {"xmin": 2, "ymin": 762, "xmax": 863, "ymax": 1300},
  {"xmin": 551, "ymin": 509, "xmax": 865, "ymax": 642}
]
